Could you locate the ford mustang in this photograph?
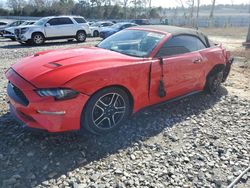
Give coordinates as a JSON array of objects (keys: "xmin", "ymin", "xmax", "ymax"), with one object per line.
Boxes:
[{"xmin": 6, "ymin": 25, "xmax": 233, "ymax": 134}]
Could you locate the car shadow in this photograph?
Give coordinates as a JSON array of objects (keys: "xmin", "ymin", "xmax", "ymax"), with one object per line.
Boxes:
[{"xmin": 0, "ymin": 87, "xmax": 228, "ymax": 187}]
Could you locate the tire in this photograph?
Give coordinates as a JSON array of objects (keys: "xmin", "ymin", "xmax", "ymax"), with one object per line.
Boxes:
[
  {"xmin": 32, "ymin": 33, "xmax": 45, "ymax": 45},
  {"xmin": 93, "ymin": 30, "xmax": 99, "ymax": 37},
  {"xmin": 11, "ymin": 38, "xmax": 16, "ymax": 41},
  {"xmin": 205, "ymin": 70, "xmax": 223, "ymax": 94},
  {"xmin": 76, "ymin": 31, "xmax": 86, "ymax": 42},
  {"xmin": 81, "ymin": 87, "xmax": 131, "ymax": 134}
]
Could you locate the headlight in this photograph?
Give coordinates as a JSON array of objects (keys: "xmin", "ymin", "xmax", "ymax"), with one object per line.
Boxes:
[
  {"xmin": 21, "ymin": 28, "xmax": 29, "ymax": 34},
  {"xmin": 35, "ymin": 88, "xmax": 79, "ymax": 100}
]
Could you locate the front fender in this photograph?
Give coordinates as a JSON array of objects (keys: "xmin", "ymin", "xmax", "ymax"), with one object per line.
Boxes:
[{"xmin": 64, "ymin": 63, "xmax": 151, "ymax": 112}]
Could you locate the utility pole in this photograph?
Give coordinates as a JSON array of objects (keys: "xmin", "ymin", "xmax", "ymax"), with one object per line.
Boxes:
[
  {"xmin": 209, "ymin": 0, "xmax": 216, "ymax": 19},
  {"xmin": 245, "ymin": 0, "xmax": 250, "ymax": 48},
  {"xmin": 148, "ymin": 0, "xmax": 152, "ymax": 19},
  {"xmin": 196, "ymin": 0, "xmax": 200, "ymax": 29}
]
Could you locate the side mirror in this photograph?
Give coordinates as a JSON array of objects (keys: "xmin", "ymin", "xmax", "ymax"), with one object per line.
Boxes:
[{"xmin": 45, "ymin": 23, "xmax": 50, "ymax": 27}]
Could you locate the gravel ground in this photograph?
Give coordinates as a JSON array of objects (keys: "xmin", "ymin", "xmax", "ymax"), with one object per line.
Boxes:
[{"xmin": 0, "ymin": 37, "xmax": 249, "ymax": 188}]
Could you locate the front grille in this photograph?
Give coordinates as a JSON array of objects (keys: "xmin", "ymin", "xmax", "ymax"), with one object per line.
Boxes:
[
  {"xmin": 7, "ymin": 82, "xmax": 29, "ymax": 106},
  {"xmin": 15, "ymin": 29, "xmax": 20, "ymax": 36},
  {"xmin": 99, "ymin": 32, "xmax": 104, "ymax": 38}
]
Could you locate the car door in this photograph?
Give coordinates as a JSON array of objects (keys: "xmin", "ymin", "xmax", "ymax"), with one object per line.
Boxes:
[
  {"xmin": 45, "ymin": 18, "xmax": 75, "ymax": 37},
  {"xmin": 45, "ymin": 18, "xmax": 60, "ymax": 37},
  {"xmin": 149, "ymin": 35, "xmax": 207, "ymax": 104},
  {"xmin": 57, "ymin": 18, "xmax": 75, "ymax": 36}
]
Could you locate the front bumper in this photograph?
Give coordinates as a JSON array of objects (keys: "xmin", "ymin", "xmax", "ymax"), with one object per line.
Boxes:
[
  {"xmin": 3, "ymin": 33, "xmax": 15, "ymax": 39},
  {"xmin": 99, "ymin": 32, "xmax": 107, "ymax": 39},
  {"xmin": 6, "ymin": 69, "xmax": 89, "ymax": 133},
  {"xmin": 222, "ymin": 57, "xmax": 234, "ymax": 82},
  {"xmin": 15, "ymin": 34, "xmax": 29, "ymax": 42}
]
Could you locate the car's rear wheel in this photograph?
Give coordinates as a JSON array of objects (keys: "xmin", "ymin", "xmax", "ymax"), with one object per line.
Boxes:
[
  {"xmin": 32, "ymin": 33, "xmax": 45, "ymax": 45},
  {"xmin": 81, "ymin": 87, "xmax": 131, "ymax": 134},
  {"xmin": 205, "ymin": 71, "xmax": 223, "ymax": 94},
  {"xmin": 76, "ymin": 31, "xmax": 86, "ymax": 42},
  {"xmin": 93, "ymin": 30, "xmax": 99, "ymax": 37}
]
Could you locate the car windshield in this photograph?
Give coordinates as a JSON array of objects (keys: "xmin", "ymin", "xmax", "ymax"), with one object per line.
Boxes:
[
  {"xmin": 34, "ymin": 18, "xmax": 49, "ymax": 26},
  {"xmin": 9, "ymin": 22, "xmax": 19, "ymax": 27},
  {"xmin": 98, "ymin": 29, "xmax": 165, "ymax": 57},
  {"xmin": 111, "ymin": 23, "xmax": 123, "ymax": 29},
  {"xmin": 91, "ymin": 23, "xmax": 101, "ymax": 27},
  {"xmin": 20, "ymin": 21, "xmax": 33, "ymax": 26}
]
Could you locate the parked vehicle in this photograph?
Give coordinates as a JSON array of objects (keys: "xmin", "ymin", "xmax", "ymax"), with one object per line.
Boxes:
[
  {"xmin": 15, "ymin": 16, "xmax": 91, "ymax": 45},
  {"xmin": 131, "ymin": 19, "xmax": 150, "ymax": 25},
  {"xmin": 6, "ymin": 25, "xmax": 233, "ymax": 134},
  {"xmin": 89, "ymin": 21, "xmax": 114, "ymax": 37},
  {"xmin": 87, "ymin": 21, "xmax": 95, "ymax": 26},
  {"xmin": 99, "ymin": 22, "xmax": 137, "ymax": 39},
  {"xmin": 3, "ymin": 21, "xmax": 35, "ymax": 41},
  {"xmin": 0, "ymin": 21, "xmax": 8, "ymax": 26},
  {"xmin": 0, "ymin": 20, "xmax": 25, "ymax": 37}
]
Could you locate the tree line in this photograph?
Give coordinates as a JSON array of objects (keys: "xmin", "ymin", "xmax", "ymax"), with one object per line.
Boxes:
[{"xmin": 0, "ymin": 0, "xmax": 249, "ymax": 19}]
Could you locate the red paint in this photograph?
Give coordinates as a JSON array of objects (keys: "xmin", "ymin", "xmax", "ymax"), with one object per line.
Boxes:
[{"xmin": 6, "ymin": 29, "xmax": 229, "ymax": 133}]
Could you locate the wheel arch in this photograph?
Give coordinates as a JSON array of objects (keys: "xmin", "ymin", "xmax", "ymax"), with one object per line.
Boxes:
[
  {"xmin": 80, "ymin": 84, "xmax": 134, "ymax": 133},
  {"xmin": 76, "ymin": 29, "xmax": 86, "ymax": 35},
  {"xmin": 31, "ymin": 31, "xmax": 45, "ymax": 38},
  {"xmin": 206, "ymin": 64, "xmax": 225, "ymax": 79},
  {"xmin": 87, "ymin": 84, "xmax": 134, "ymax": 113}
]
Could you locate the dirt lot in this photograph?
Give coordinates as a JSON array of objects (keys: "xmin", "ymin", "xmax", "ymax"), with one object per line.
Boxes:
[
  {"xmin": 201, "ymin": 27, "xmax": 250, "ymax": 100},
  {"xmin": 0, "ymin": 27, "xmax": 249, "ymax": 188}
]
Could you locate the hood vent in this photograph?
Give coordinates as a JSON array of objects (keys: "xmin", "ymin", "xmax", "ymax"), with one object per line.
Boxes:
[{"xmin": 43, "ymin": 62, "xmax": 62, "ymax": 68}]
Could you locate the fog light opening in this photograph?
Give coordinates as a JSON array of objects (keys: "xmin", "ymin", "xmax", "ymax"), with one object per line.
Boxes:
[{"xmin": 37, "ymin": 110, "xmax": 66, "ymax": 115}]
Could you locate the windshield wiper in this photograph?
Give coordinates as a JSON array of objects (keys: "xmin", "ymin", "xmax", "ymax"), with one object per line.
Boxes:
[{"xmin": 109, "ymin": 48, "xmax": 142, "ymax": 58}]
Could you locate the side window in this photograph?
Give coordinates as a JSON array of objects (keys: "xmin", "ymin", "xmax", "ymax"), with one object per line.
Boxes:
[
  {"xmin": 47, "ymin": 18, "xmax": 60, "ymax": 26},
  {"xmin": 73, "ymin": 17, "xmax": 86, "ymax": 24},
  {"xmin": 107, "ymin": 23, "xmax": 113, "ymax": 26},
  {"xmin": 102, "ymin": 23, "xmax": 111, "ymax": 27},
  {"xmin": 59, "ymin": 18, "xmax": 73, "ymax": 25},
  {"xmin": 157, "ymin": 35, "xmax": 206, "ymax": 57},
  {"xmin": 123, "ymin": 24, "xmax": 133, "ymax": 29}
]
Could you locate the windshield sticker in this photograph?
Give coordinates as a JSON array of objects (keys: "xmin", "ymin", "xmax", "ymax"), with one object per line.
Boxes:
[{"xmin": 147, "ymin": 32, "xmax": 164, "ymax": 39}]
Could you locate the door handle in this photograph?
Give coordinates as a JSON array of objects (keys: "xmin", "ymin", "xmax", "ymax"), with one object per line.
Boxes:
[{"xmin": 193, "ymin": 58, "xmax": 203, "ymax": 64}]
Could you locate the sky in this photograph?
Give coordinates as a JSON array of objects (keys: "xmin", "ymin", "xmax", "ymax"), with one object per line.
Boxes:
[
  {"xmin": 0, "ymin": 0, "xmax": 249, "ymax": 8},
  {"xmin": 151, "ymin": 0, "xmax": 250, "ymax": 8}
]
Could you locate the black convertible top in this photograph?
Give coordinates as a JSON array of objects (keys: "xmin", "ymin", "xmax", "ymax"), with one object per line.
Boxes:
[{"xmin": 131, "ymin": 25, "xmax": 211, "ymax": 47}]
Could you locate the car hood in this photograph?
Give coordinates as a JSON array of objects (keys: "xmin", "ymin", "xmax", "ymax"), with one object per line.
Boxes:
[
  {"xmin": 90, "ymin": 26, "xmax": 99, "ymax": 30},
  {"xmin": 17, "ymin": 25, "xmax": 40, "ymax": 29},
  {"xmin": 12, "ymin": 47, "xmax": 143, "ymax": 88},
  {"xmin": 4, "ymin": 27, "xmax": 15, "ymax": 32},
  {"xmin": 0, "ymin": 25, "xmax": 9, "ymax": 30},
  {"xmin": 100, "ymin": 27, "xmax": 117, "ymax": 33}
]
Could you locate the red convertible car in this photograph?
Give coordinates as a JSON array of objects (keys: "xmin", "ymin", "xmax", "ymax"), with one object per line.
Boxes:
[{"xmin": 6, "ymin": 25, "xmax": 233, "ymax": 134}]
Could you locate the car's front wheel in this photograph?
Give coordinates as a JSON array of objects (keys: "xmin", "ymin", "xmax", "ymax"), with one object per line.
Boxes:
[
  {"xmin": 32, "ymin": 33, "xmax": 45, "ymax": 45},
  {"xmin": 82, "ymin": 87, "xmax": 131, "ymax": 134},
  {"xmin": 76, "ymin": 31, "xmax": 86, "ymax": 42},
  {"xmin": 205, "ymin": 71, "xmax": 224, "ymax": 94}
]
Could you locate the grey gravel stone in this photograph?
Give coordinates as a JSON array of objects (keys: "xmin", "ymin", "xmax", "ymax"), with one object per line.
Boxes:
[{"xmin": 0, "ymin": 38, "xmax": 249, "ymax": 188}]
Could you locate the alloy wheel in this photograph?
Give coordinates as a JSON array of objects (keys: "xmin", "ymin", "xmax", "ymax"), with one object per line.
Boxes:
[
  {"xmin": 78, "ymin": 33, "xmax": 86, "ymax": 41},
  {"xmin": 34, "ymin": 34, "xmax": 43, "ymax": 44},
  {"xmin": 92, "ymin": 93, "xmax": 126, "ymax": 130}
]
